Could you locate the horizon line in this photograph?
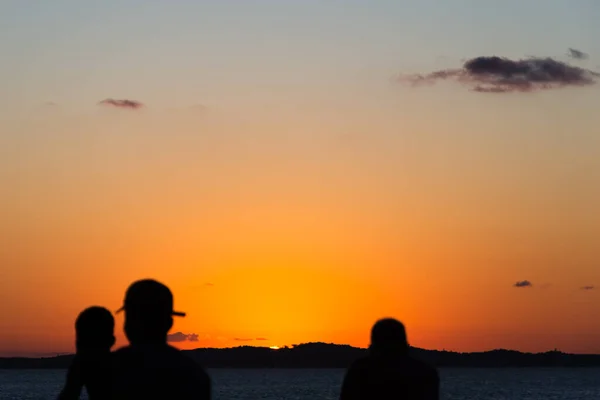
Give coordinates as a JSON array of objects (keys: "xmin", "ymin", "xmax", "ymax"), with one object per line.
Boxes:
[{"xmin": 3, "ymin": 342, "xmax": 599, "ymax": 359}]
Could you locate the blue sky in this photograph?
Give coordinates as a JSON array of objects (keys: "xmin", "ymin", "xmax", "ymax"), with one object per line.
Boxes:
[{"xmin": 1, "ymin": 0, "xmax": 599, "ymax": 113}]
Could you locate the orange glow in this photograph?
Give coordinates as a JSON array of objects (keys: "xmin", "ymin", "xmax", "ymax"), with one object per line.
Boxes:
[{"xmin": 1, "ymin": 101, "xmax": 599, "ymax": 357}]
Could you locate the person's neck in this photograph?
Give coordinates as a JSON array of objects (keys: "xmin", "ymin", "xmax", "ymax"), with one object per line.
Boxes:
[{"xmin": 370, "ymin": 345, "xmax": 409, "ymax": 358}]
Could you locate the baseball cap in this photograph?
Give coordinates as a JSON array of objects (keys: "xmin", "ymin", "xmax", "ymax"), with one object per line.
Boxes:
[{"xmin": 116, "ymin": 279, "xmax": 186, "ymax": 317}]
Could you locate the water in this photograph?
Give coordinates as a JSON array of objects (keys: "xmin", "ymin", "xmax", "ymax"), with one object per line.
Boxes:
[{"xmin": 1, "ymin": 368, "xmax": 599, "ymax": 399}]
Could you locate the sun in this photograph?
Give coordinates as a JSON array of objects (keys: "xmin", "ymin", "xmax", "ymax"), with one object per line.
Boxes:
[{"xmin": 269, "ymin": 346, "xmax": 280, "ymax": 350}]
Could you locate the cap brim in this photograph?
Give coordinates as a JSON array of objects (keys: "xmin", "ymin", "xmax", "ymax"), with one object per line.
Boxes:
[{"xmin": 115, "ymin": 306, "xmax": 185, "ymax": 317}]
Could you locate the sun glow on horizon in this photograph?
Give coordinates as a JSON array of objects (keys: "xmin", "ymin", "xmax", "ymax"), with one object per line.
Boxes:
[{"xmin": 270, "ymin": 346, "xmax": 280, "ymax": 350}]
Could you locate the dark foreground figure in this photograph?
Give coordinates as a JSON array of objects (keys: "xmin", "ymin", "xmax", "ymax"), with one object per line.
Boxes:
[
  {"xmin": 57, "ymin": 279, "xmax": 211, "ymax": 399},
  {"xmin": 58, "ymin": 306, "xmax": 115, "ymax": 400},
  {"xmin": 340, "ymin": 318, "xmax": 439, "ymax": 400},
  {"xmin": 111, "ymin": 279, "xmax": 211, "ymax": 399}
]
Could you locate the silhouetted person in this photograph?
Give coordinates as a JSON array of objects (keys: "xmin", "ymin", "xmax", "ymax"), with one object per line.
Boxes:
[
  {"xmin": 58, "ymin": 306, "xmax": 115, "ymax": 400},
  {"xmin": 111, "ymin": 279, "xmax": 211, "ymax": 399},
  {"xmin": 339, "ymin": 318, "xmax": 439, "ymax": 400}
]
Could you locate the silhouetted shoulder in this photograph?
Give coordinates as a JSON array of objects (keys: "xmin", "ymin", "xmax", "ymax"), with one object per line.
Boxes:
[
  {"xmin": 351, "ymin": 355, "xmax": 436, "ymax": 375},
  {"xmin": 341, "ymin": 355, "xmax": 439, "ymax": 400},
  {"xmin": 112, "ymin": 345, "xmax": 210, "ymax": 399},
  {"xmin": 407, "ymin": 356, "xmax": 438, "ymax": 379}
]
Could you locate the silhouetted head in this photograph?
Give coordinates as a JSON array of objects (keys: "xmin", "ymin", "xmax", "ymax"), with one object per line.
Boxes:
[
  {"xmin": 369, "ymin": 318, "xmax": 409, "ymax": 356},
  {"xmin": 75, "ymin": 306, "xmax": 115, "ymax": 353},
  {"xmin": 117, "ymin": 279, "xmax": 185, "ymax": 345}
]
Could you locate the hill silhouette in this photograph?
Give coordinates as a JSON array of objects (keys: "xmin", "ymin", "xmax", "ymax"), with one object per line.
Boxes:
[{"xmin": 1, "ymin": 343, "xmax": 599, "ymax": 369}]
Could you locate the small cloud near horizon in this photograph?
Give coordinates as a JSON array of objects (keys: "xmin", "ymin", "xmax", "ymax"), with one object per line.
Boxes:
[
  {"xmin": 167, "ymin": 332, "xmax": 199, "ymax": 342},
  {"xmin": 568, "ymin": 48, "xmax": 589, "ymax": 60},
  {"xmin": 514, "ymin": 280, "xmax": 533, "ymax": 288},
  {"xmin": 255, "ymin": 338, "xmax": 268, "ymax": 341},
  {"xmin": 98, "ymin": 98, "xmax": 144, "ymax": 110},
  {"xmin": 580, "ymin": 286, "xmax": 595, "ymax": 291},
  {"xmin": 234, "ymin": 338, "xmax": 254, "ymax": 342},
  {"xmin": 398, "ymin": 54, "xmax": 599, "ymax": 93}
]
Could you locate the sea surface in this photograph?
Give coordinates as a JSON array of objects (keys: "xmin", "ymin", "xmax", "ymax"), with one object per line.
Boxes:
[{"xmin": 1, "ymin": 368, "xmax": 599, "ymax": 399}]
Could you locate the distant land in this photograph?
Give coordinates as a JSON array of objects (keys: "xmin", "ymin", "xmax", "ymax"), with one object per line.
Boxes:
[{"xmin": 1, "ymin": 343, "xmax": 600, "ymax": 369}]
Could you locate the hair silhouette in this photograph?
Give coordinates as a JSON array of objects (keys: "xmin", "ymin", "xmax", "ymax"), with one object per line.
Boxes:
[
  {"xmin": 370, "ymin": 318, "xmax": 409, "ymax": 355},
  {"xmin": 75, "ymin": 306, "xmax": 116, "ymax": 353}
]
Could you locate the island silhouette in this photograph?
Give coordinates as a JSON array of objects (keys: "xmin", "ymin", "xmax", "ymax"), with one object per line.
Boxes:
[{"xmin": 2, "ymin": 343, "xmax": 599, "ymax": 369}]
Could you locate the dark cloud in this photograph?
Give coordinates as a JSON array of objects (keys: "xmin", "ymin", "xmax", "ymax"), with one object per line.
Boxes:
[
  {"xmin": 255, "ymin": 338, "xmax": 268, "ymax": 341},
  {"xmin": 514, "ymin": 280, "xmax": 533, "ymax": 288},
  {"xmin": 568, "ymin": 48, "xmax": 589, "ymax": 60},
  {"xmin": 399, "ymin": 55, "xmax": 599, "ymax": 93},
  {"xmin": 205, "ymin": 282, "xmax": 214, "ymax": 287},
  {"xmin": 98, "ymin": 98, "xmax": 144, "ymax": 109},
  {"xmin": 234, "ymin": 338, "xmax": 254, "ymax": 342},
  {"xmin": 167, "ymin": 332, "xmax": 200, "ymax": 342},
  {"xmin": 580, "ymin": 286, "xmax": 595, "ymax": 291}
]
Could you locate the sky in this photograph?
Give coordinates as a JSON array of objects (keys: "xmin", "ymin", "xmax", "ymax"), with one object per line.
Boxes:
[{"xmin": 1, "ymin": 0, "xmax": 599, "ymax": 356}]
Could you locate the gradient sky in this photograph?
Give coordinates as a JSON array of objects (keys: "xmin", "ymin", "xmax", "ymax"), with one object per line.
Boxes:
[{"xmin": 1, "ymin": 0, "xmax": 600, "ymax": 356}]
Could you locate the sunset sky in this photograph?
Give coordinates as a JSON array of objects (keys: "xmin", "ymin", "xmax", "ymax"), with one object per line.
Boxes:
[{"xmin": 1, "ymin": 0, "xmax": 599, "ymax": 357}]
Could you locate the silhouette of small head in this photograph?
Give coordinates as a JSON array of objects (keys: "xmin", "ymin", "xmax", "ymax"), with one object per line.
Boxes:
[
  {"xmin": 370, "ymin": 318, "xmax": 408, "ymax": 354},
  {"xmin": 75, "ymin": 306, "xmax": 115, "ymax": 353},
  {"xmin": 117, "ymin": 279, "xmax": 185, "ymax": 344}
]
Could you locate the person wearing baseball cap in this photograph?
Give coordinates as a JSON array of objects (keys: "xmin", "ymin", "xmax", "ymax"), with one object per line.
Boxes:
[
  {"xmin": 111, "ymin": 279, "xmax": 211, "ymax": 399},
  {"xmin": 116, "ymin": 279, "xmax": 186, "ymax": 318}
]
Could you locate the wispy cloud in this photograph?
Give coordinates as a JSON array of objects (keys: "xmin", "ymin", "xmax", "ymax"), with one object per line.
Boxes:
[
  {"xmin": 399, "ymin": 55, "xmax": 599, "ymax": 93},
  {"xmin": 232, "ymin": 337, "xmax": 268, "ymax": 342},
  {"xmin": 167, "ymin": 332, "xmax": 200, "ymax": 342},
  {"xmin": 568, "ymin": 48, "xmax": 589, "ymax": 60},
  {"xmin": 580, "ymin": 285, "xmax": 595, "ymax": 291},
  {"xmin": 98, "ymin": 98, "xmax": 144, "ymax": 110},
  {"xmin": 514, "ymin": 280, "xmax": 533, "ymax": 288}
]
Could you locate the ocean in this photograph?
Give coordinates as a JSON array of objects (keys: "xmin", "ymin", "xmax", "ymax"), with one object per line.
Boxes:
[{"xmin": 1, "ymin": 368, "xmax": 599, "ymax": 399}]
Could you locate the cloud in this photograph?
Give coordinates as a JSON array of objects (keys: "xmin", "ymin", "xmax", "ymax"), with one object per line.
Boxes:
[
  {"xmin": 98, "ymin": 98, "xmax": 144, "ymax": 109},
  {"xmin": 580, "ymin": 286, "xmax": 595, "ymax": 291},
  {"xmin": 514, "ymin": 280, "xmax": 533, "ymax": 288},
  {"xmin": 398, "ymin": 55, "xmax": 599, "ymax": 93},
  {"xmin": 255, "ymin": 338, "xmax": 268, "ymax": 341},
  {"xmin": 233, "ymin": 338, "xmax": 254, "ymax": 342},
  {"xmin": 204, "ymin": 282, "xmax": 214, "ymax": 287},
  {"xmin": 167, "ymin": 332, "xmax": 200, "ymax": 342},
  {"xmin": 568, "ymin": 48, "xmax": 589, "ymax": 60}
]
